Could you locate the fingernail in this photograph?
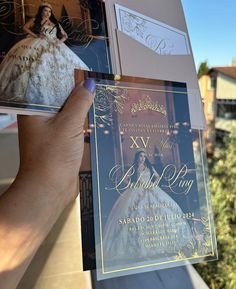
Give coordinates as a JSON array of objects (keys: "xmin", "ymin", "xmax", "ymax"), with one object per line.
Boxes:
[{"xmin": 83, "ymin": 79, "xmax": 96, "ymax": 94}]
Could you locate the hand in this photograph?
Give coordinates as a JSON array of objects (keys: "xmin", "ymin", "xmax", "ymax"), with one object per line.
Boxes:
[
  {"xmin": 0, "ymin": 79, "xmax": 96, "ymax": 289},
  {"xmin": 56, "ymin": 36, "xmax": 67, "ymax": 44},
  {"xmin": 39, "ymin": 34, "xmax": 46, "ymax": 39},
  {"xmin": 60, "ymin": 36, "xmax": 67, "ymax": 43},
  {"xmin": 17, "ymin": 80, "xmax": 95, "ymax": 208},
  {"xmin": 56, "ymin": 38, "xmax": 61, "ymax": 44}
]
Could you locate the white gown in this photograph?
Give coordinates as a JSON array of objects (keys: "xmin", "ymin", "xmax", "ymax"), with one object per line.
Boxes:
[
  {"xmin": 103, "ymin": 167, "xmax": 195, "ymax": 264},
  {"xmin": 0, "ymin": 25, "xmax": 89, "ymax": 107}
]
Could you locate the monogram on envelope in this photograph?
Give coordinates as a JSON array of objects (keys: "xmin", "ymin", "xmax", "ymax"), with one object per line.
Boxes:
[
  {"xmin": 77, "ymin": 70, "xmax": 218, "ymax": 280},
  {"xmin": 115, "ymin": 4, "xmax": 190, "ymax": 56}
]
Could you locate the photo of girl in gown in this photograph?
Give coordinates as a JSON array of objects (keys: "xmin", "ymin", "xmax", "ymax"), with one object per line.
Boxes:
[
  {"xmin": 0, "ymin": 2, "xmax": 89, "ymax": 108},
  {"xmin": 103, "ymin": 150, "xmax": 196, "ymax": 266}
]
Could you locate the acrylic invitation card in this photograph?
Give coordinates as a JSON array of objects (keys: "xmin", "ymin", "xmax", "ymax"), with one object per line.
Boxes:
[
  {"xmin": 76, "ymin": 70, "xmax": 218, "ymax": 280},
  {"xmin": 0, "ymin": 0, "xmax": 111, "ymax": 114}
]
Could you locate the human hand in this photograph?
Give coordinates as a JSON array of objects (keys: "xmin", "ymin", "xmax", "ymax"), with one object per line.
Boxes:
[
  {"xmin": 39, "ymin": 34, "xmax": 46, "ymax": 39},
  {"xmin": 17, "ymin": 79, "xmax": 96, "ymax": 210},
  {"xmin": 54, "ymin": 38, "xmax": 61, "ymax": 45},
  {"xmin": 55, "ymin": 37, "xmax": 66, "ymax": 44},
  {"xmin": 0, "ymin": 80, "xmax": 96, "ymax": 289}
]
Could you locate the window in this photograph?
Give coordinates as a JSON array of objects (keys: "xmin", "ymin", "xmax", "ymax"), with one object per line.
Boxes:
[
  {"xmin": 217, "ymin": 100, "xmax": 236, "ymax": 119},
  {"xmin": 209, "ymin": 77, "xmax": 217, "ymax": 90}
]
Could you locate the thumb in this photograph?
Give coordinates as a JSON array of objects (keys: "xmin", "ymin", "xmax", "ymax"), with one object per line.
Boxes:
[{"xmin": 57, "ymin": 79, "xmax": 96, "ymax": 126}]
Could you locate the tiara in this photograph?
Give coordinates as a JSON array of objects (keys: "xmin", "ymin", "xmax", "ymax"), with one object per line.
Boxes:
[
  {"xmin": 40, "ymin": 2, "xmax": 52, "ymax": 9},
  {"xmin": 136, "ymin": 148, "xmax": 147, "ymax": 155}
]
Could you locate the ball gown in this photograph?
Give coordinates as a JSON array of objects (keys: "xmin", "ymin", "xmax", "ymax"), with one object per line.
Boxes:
[
  {"xmin": 0, "ymin": 24, "xmax": 89, "ymax": 107},
  {"xmin": 103, "ymin": 166, "xmax": 195, "ymax": 264}
]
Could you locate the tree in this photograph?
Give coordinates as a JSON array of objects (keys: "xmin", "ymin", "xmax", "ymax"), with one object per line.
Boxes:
[
  {"xmin": 195, "ymin": 126, "xmax": 236, "ymax": 289},
  {"xmin": 197, "ymin": 61, "xmax": 209, "ymax": 78}
]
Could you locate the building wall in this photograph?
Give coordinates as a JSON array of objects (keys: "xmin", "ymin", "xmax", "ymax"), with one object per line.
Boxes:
[
  {"xmin": 216, "ymin": 73, "xmax": 236, "ymax": 100},
  {"xmin": 199, "ymin": 75, "xmax": 216, "ymax": 151},
  {"xmin": 199, "ymin": 71, "xmax": 236, "ymax": 152},
  {"xmin": 199, "ymin": 75, "xmax": 216, "ymax": 122}
]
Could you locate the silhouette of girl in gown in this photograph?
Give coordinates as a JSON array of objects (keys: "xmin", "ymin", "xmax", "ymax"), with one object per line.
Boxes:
[
  {"xmin": 103, "ymin": 150, "xmax": 195, "ymax": 265},
  {"xmin": 0, "ymin": 3, "xmax": 89, "ymax": 107}
]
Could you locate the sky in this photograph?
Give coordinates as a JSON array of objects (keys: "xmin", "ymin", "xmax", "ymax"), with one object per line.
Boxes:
[{"xmin": 181, "ymin": 0, "xmax": 236, "ymax": 70}]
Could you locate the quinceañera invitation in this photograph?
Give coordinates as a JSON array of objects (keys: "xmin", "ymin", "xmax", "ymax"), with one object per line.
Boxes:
[
  {"xmin": 78, "ymin": 71, "xmax": 218, "ymax": 280},
  {"xmin": 0, "ymin": 0, "xmax": 111, "ymax": 114}
]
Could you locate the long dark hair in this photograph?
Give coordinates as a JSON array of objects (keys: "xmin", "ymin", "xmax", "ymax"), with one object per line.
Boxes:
[
  {"xmin": 130, "ymin": 150, "xmax": 156, "ymax": 183},
  {"xmin": 32, "ymin": 5, "xmax": 63, "ymax": 39}
]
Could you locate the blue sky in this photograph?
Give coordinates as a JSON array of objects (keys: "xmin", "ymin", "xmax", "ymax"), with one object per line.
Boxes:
[{"xmin": 181, "ymin": 0, "xmax": 236, "ymax": 70}]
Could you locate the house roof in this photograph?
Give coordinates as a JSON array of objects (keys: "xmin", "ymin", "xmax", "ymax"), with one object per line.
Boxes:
[{"xmin": 209, "ymin": 66, "xmax": 236, "ymax": 79}]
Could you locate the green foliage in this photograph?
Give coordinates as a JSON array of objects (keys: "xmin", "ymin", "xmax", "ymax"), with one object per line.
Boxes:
[
  {"xmin": 195, "ymin": 126, "xmax": 236, "ymax": 289},
  {"xmin": 198, "ymin": 61, "xmax": 209, "ymax": 79}
]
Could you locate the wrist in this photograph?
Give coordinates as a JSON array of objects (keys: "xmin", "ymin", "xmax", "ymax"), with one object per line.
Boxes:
[
  {"xmin": 15, "ymin": 167, "xmax": 78, "ymax": 210},
  {"xmin": 0, "ymin": 173, "xmax": 77, "ymax": 277}
]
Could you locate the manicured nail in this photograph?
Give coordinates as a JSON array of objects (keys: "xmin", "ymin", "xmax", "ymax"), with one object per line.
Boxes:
[{"xmin": 83, "ymin": 79, "xmax": 96, "ymax": 94}]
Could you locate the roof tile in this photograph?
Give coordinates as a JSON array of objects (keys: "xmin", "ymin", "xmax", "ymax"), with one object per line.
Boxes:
[{"xmin": 209, "ymin": 67, "xmax": 236, "ymax": 79}]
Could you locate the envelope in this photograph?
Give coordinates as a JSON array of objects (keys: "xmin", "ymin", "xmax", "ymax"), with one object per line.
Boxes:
[{"xmin": 104, "ymin": 0, "xmax": 205, "ymax": 129}]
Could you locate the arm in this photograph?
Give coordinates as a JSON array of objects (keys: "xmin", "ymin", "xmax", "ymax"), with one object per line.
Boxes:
[
  {"xmin": 152, "ymin": 167, "xmax": 160, "ymax": 180},
  {"xmin": 0, "ymin": 80, "xmax": 96, "ymax": 289},
  {"xmin": 59, "ymin": 24, "xmax": 68, "ymax": 42},
  {"xmin": 23, "ymin": 18, "xmax": 38, "ymax": 38}
]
